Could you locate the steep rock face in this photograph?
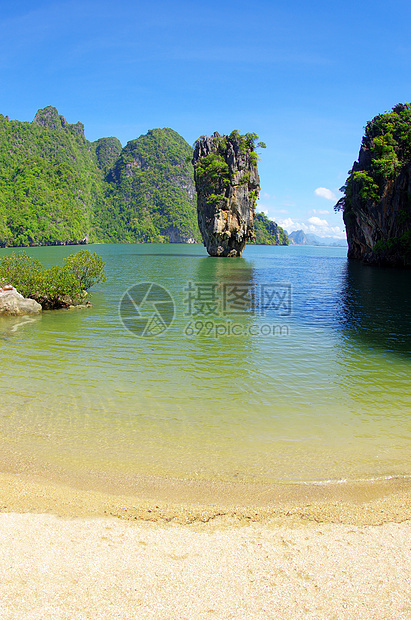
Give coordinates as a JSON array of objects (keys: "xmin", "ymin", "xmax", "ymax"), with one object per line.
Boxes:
[
  {"xmin": 193, "ymin": 131, "xmax": 260, "ymax": 257},
  {"xmin": 336, "ymin": 103, "xmax": 411, "ymax": 267}
]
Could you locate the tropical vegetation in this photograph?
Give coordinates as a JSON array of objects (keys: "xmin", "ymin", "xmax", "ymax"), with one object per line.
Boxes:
[
  {"xmin": 251, "ymin": 212, "xmax": 289, "ymax": 245},
  {"xmin": 0, "ymin": 249, "xmax": 105, "ymax": 309},
  {"xmin": 335, "ymin": 103, "xmax": 411, "ymax": 214},
  {"xmin": 0, "ymin": 107, "xmax": 286, "ymax": 248},
  {"xmin": 335, "ymin": 103, "xmax": 411, "ymax": 264},
  {"xmin": 0, "ymin": 107, "xmax": 200, "ymax": 247}
]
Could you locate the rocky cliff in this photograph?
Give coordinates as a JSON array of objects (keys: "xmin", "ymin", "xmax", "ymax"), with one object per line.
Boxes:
[
  {"xmin": 192, "ymin": 131, "xmax": 261, "ymax": 257},
  {"xmin": 336, "ymin": 103, "xmax": 411, "ymax": 267}
]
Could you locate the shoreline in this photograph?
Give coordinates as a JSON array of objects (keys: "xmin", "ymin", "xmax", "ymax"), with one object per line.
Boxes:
[
  {"xmin": 1, "ymin": 470, "xmax": 411, "ymax": 618},
  {"xmin": 1, "ymin": 469, "xmax": 411, "ymax": 526}
]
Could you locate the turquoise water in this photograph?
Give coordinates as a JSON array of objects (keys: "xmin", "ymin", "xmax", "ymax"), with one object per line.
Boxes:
[{"xmin": 1, "ymin": 243, "xmax": 411, "ymax": 487}]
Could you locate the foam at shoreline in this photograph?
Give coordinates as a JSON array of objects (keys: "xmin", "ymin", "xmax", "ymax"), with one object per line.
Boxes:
[{"xmin": 1, "ymin": 468, "xmax": 410, "ymax": 526}]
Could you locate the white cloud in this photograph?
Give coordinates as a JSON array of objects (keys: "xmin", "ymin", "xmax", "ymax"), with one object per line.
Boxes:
[
  {"xmin": 311, "ymin": 208, "xmax": 329, "ymax": 215},
  {"xmin": 308, "ymin": 216, "xmax": 328, "ymax": 227},
  {"xmin": 276, "ymin": 216, "xmax": 346, "ymax": 239},
  {"xmin": 314, "ymin": 187, "xmax": 337, "ymax": 201},
  {"xmin": 277, "ymin": 217, "xmax": 298, "ymax": 231}
]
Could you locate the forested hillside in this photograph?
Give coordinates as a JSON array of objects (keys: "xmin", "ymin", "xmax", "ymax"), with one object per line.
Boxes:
[
  {"xmin": 0, "ymin": 107, "xmax": 287, "ymax": 247},
  {"xmin": 251, "ymin": 212, "xmax": 289, "ymax": 245},
  {"xmin": 0, "ymin": 107, "xmax": 200, "ymax": 246},
  {"xmin": 0, "ymin": 107, "xmax": 104, "ymax": 246},
  {"xmin": 103, "ymin": 128, "xmax": 200, "ymax": 242}
]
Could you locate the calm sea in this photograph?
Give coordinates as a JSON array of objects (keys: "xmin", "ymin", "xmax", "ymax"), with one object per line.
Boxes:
[{"xmin": 1, "ymin": 243, "xmax": 410, "ymax": 491}]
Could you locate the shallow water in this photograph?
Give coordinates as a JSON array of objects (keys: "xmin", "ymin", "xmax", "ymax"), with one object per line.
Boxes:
[{"xmin": 1, "ymin": 243, "xmax": 410, "ymax": 488}]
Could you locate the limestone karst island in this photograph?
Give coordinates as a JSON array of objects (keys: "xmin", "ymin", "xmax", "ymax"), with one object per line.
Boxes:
[
  {"xmin": 0, "ymin": 106, "xmax": 287, "ymax": 251},
  {"xmin": 193, "ymin": 131, "xmax": 263, "ymax": 257},
  {"xmin": 336, "ymin": 103, "xmax": 411, "ymax": 268},
  {"xmin": 0, "ymin": 103, "xmax": 411, "ymax": 269}
]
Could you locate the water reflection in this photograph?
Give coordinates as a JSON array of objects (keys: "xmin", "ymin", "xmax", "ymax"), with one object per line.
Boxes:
[
  {"xmin": 339, "ymin": 261, "xmax": 411, "ymax": 357},
  {"xmin": 175, "ymin": 255, "xmax": 258, "ymax": 408},
  {"xmin": 2, "ymin": 244, "xmax": 411, "ymax": 484},
  {"xmin": 0, "ymin": 314, "xmax": 42, "ymax": 340}
]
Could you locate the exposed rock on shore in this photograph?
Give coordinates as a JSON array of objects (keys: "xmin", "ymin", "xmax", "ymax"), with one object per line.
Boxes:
[
  {"xmin": 192, "ymin": 131, "xmax": 261, "ymax": 257},
  {"xmin": 336, "ymin": 103, "xmax": 411, "ymax": 267},
  {"xmin": 0, "ymin": 285, "xmax": 42, "ymax": 316}
]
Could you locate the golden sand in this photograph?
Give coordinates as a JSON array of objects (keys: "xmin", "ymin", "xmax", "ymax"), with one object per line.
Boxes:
[{"xmin": 0, "ymin": 471, "xmax": 410, "ymax": 619}]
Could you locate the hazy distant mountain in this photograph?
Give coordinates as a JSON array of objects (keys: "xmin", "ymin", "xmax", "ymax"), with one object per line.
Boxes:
[
  {"xmin": 286, "ymin": 229, "xmax": 347, "ymax": 247},
  {"xmin": 287, "ymin": 230, "xmax": 311, "ymax": 245}
]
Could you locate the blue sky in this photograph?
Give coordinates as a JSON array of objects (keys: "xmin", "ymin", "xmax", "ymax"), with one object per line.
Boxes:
[{"xmin": 1, "ymin": 0, "xmax": 411, "ymax": 238}]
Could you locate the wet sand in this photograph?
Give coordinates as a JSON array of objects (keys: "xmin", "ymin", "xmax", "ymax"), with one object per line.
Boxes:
[{"xmin": 0, "ymin": 471, "xmax": 411, "ymax": 619}]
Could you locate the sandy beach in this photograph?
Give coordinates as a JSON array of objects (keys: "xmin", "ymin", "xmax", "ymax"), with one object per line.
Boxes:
[{"xmin": 0, "ymin": 472, "xmax": 410, "ymax": 619}]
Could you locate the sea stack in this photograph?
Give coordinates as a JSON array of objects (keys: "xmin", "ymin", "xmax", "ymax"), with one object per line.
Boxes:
[
  {"xmin": 192, "ymin": 131, "xmax": 261, "ymax": 257},
  {"xmin": 336, "ymin": 103, "xmax": 411, "ymax": 267}
]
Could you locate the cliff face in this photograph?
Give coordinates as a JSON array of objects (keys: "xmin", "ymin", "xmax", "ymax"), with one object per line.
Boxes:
[
  {"xmin": 193, "ymin": 131, "xmax": 261, "ymax": 257},
  {"xmin": 337, "ymin": 103, "xmax": 411, "ymax": 267}
]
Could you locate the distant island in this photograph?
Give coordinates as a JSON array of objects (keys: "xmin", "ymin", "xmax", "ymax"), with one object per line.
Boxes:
[
  {"xmin": 0, "ymin": 107, "xmax": 288, "ymax": 248},
  {"xmin": 287, "ymin": 229, "xmax": 347, "ymax": 247},
  {"xmin": 251, "ymin": 212, "xmax": 289, "ymax": 245}
]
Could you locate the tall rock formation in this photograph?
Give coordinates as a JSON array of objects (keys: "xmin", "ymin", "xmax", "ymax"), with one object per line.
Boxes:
[
  {"xmin": 192, "ymin": 131, "xmax": 262, "ymax": 257},
  {"xmin": 336, "ymin": 103, "xmax": 411, "ymax": 267}
]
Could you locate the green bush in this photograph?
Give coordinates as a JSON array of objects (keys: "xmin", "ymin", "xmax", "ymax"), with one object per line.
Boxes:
[
  {"xmin": 352, "ymin": 171, "xmax": 380, "ymax": 204},
  {"xmin": 63, "ymin": 250, "xmax": 106, "ymax": 290},
  {"xmin": 0, "ymin": 252, "xmax": 42, "ymax": 297},
  {"xmin": 0, "ymin": 249, "xmax": 105, "ymax": 308}
]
